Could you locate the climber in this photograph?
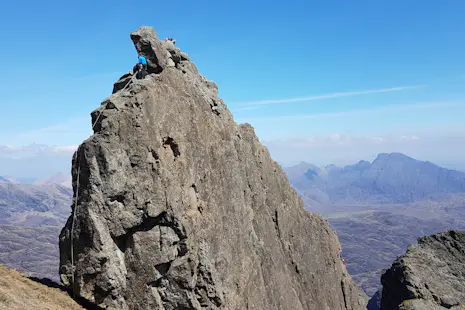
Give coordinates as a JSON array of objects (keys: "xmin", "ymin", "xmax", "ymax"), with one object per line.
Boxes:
[
  {"xmin": 164, "ymin": 37, "xmax": 176, "ymax": 45},
  {"xmin": 135, "ymin": 55, "xmax": 148, "ymax": 79},
  {"xmin": 138, "ymin": 55, "xmax": 147, "ymax": 70},
  {"xmin": 342, "ymin": 258, "xmax": 346, "ymax": 265}
]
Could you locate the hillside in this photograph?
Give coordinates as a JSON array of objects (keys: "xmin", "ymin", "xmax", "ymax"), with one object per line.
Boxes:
[
  {"xmin": 58, "ymin": 26, "xmax": 366, "ymax": 310},
  {"xmin": 0, "ymin": 182, "xmax": 72, "ymax": 280},
  {"xmin": 0, "ymin": 264, "xmax": 84, "ymax": 310},
  {"xmin": 34, "ymin": 173, "xmax": 72, "ymax": 189},
  {"xmin": 330, "ymin": 204, "xmax": 465, "ymax": 296},
  {"xmin": 0, "ymin": 182, "xmax": 71, "ymax": 221}
]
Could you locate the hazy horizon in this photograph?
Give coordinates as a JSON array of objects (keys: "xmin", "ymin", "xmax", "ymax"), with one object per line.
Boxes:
[
  {"xmin": 1, "ymin": 142, "xmax": 464, "ymax": 181},
  {"xmin": 1, "ymin": 1, "xmax": 465, "ymax": 179}
]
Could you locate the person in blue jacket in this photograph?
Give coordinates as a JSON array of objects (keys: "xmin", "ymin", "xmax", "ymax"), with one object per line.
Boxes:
[
  {"xmin": 138, "ymin": 55, "xmax": 147, "ymax": 69},
  {"xmin": 138, "ymin": 56, "xmax": 147, "ymax": 70},
  {"xmin": 135, "ymin": 55, "xmax": 148, "ymax": 79}
]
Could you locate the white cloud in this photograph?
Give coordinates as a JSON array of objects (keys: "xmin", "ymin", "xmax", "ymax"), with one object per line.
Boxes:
[
  {"xmin": 16, "ymin": 117, "xmax": 87, "ymax": 137},
  {"xmin": 371, "ymin": 137, "xmax": 384, "ymax": 144},
  {"xmin": 329, "ymin": 133, "xmax": 342, "ymax": 142},
  {"xmin": 0, "ymin": 144, "xmax": 77, "ymax": 159},
  {"xmin": 238, "ymin": 100, "xmax": 465, "ymax": 123},
  {"xmin": 233, "ymin": 106, "xmax": 262, "ymax": 112},
  {"xmin": 238, "ymin": 85, "xmax": 426, "ymax": 106},
  {"xmin": 51, "ymin": 145, "xmax": 79, "ymax": 154},
  {"xmin": 400, "ymin": 136, "xmax": 420, "ymax": 141},
  {"xmin": 8, "ymin": 116, "xmax": 91, "ymax": 146},
  {"xmin": 0, "ymin": 144, "xmax": 76, "ymax": 179}
]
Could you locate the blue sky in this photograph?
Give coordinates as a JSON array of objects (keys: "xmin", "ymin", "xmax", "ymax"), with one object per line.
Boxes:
[{"xmin": 1, "ymin": 0, "xmax": 465, "ymax": 176}]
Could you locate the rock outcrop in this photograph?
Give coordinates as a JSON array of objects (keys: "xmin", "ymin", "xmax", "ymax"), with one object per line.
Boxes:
[
  {"xmin": 380, "ymin": 230, "xmax": 465, "ymax": 310},
  {"xmin": 59, "ymin": 26, "xmax": 366, "ymax": 310}
]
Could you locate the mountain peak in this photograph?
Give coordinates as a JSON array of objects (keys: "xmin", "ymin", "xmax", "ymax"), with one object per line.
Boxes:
[
  {"xmin": 373, "ymin": 152, "xmax": 414, "ymax": 163},
  {"xmin": 34, "ymin": 173, "xmax": 72, "ymax": 188},
  {"xmin": 0, "ymin": 176, "xmax": 11, "ymax": 183},
  {"xmin": 287, "ymin": 152, "xmax": 465, "ymax": 205}
]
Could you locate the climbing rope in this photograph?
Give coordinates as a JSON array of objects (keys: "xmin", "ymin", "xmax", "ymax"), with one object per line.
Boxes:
[
  {"xmin": 70, "ymin": 152, "xmax": 80, "ymax": 298},
  {"xmin": 69, "ymin": 72, "xmax": 138, "ymax": 298}
]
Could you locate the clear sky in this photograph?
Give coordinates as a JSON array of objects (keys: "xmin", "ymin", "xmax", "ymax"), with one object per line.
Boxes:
[{"xmin": 1, "ymin": 0, "xmax": 465, "ymax": 177}]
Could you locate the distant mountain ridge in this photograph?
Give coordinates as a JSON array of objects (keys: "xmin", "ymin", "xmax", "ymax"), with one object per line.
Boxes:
[
  {"xmin": 0, "ymin": 173, "xmax": 72, "ymax": 188},
  {"xmin": 284, "ymin": 153, "xmax": 465, "ymax": 297},
  {"xmin": 0, "ymin": 182, "xmax": 72, "ymax": 281},
  {"xmin": 0, "ymin": 183, "xmax": 71, "ymax": 219},
  {"xmin": 286, "ymin": 152, "xmax": 465, "ymax": 205},
  {"xmin": 0, "ymin": 176, "xmax": 11, "ymax": 183},
  {"xmin": 34, "ymin": 173, "xmax": 72, "ymax": 189}
]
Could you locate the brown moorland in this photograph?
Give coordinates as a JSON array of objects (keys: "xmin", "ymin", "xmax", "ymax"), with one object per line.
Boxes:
[{"xmin": 0, "ymin": 264, "xmax": 83, "ymax": 310}]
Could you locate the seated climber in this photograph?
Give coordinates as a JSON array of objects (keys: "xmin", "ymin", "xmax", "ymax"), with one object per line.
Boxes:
[
  {"xmin": 138, "ymin": 55, "xmax": 147, "ymax": 70},
  {"xmin": 135, "ymin": 55, "xmax": 148, "ymax": 79},
  {"xmin": 164, "ymin": 37, "xmax": 176, "ymax": 45}
]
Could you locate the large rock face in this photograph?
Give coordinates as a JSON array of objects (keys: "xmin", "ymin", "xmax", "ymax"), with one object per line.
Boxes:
[
  {"xmin": 59, "ymin": 26, "xmax": 366, "ymax": 310},
  {"xmin": 380, "ymin": 230, "xmax": 465, "ymax": 310}
]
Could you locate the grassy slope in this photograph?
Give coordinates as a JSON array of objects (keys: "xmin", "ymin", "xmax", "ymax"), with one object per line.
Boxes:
[{"xmin": 0, "ymin": 265, "xmax": 83, "ymax": 310}]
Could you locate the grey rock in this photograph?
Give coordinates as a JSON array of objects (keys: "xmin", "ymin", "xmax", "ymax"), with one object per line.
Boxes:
[
  {"xmin": 130, "ymin": 26, "xmax": 174, "ymax": 74},
  {"xmin": 380, "ymin": 230, "xmax": 465, "ymax": 310},
  {"xmin": 59, "ymin": 26, "xmax": 366, "ymax": 310},
  {"xmin": 113, "ymin": 73, "xmax": 133, "ymax": 94}
]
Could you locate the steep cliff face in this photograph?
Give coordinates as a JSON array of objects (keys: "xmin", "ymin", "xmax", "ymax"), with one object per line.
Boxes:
[
  {"xmin": 59, "ymin": 26, "xmax": 366, "ymax": 310},
  {"xmin": 381, "ymin": 230, "xmax": 465, "ymax": 310}
]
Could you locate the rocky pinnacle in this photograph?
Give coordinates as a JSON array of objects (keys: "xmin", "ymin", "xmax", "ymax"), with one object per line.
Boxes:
[{"xmin": 59, "ymin": 26, "xmax": 367, "ymax": 310}]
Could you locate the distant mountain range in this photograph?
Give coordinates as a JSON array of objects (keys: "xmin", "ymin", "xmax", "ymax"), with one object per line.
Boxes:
[
  {"xmin": 287, "ymin": 152, "xmax": 465, "ymax": 208},
  {"xmin": 0, "ymin": 173, "xmax": 72, "ymax": 188},
  {"xmin": 285, "ymin": 153, "xmax": 465, "ymax": 297},
  {"xmin": 0, "ymin": 181, "xmax": 72, "ymax": 281},
  {"xmin": 33, "ymin": 173, "xmax": 72, "ymax": 189}
]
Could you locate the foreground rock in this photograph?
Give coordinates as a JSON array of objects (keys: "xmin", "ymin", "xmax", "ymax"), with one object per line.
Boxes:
[
  {"xmin": 59, "ymin": 26, "xmax": 366, "ymax": 310},
  {"xmin": 381, "ymin": 230, "xmax": 465, "ymax": 310}
]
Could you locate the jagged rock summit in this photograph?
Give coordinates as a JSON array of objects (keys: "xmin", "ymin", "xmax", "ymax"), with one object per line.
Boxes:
[
  {"xmin": 381, "ymin": 230, "xmax": 465, "ymax": 310},
  {"xmin": 59, "ymin": 26, "xmax": 366, "ymax": 310}
]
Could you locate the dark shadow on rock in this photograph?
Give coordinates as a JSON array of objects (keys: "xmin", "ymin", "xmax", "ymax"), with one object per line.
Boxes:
[{"xmin": 29, "ymin": 277, "xmax": 104, "ymax": 310}]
